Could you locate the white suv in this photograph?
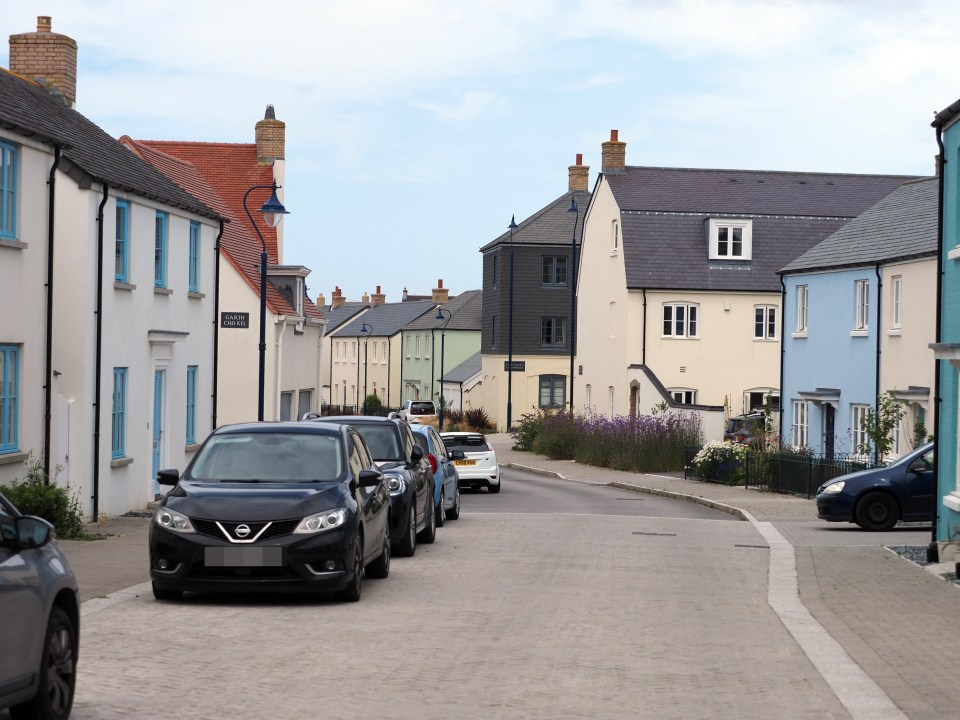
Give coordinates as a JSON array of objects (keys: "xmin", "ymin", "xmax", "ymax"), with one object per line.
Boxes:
[
  {"xmin": 398, "ymin": 400, "xmax": 437, "ymax": 424},
  {"xmin": 440, "ymin": 432, "xmax": 500, "ymax": 493}
]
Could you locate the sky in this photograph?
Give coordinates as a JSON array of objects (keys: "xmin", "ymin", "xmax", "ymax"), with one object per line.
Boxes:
[{"xmin": 3, "ymin": 1, "xmax": 959, "ymax": 305}]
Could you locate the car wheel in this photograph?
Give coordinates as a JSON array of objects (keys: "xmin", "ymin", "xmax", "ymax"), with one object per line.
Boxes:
[
  {"xmin": 435, "ymin": 488, "xmax": 446, "ymax": 528},
  {"xmin": 365, "ymin": 532, "xmax": 391, "ymax": 579},
  {"xmin": 152, "ymin": 583, "xmax": 183, "ymax": 601},
  {"xmin": 11, "ymin": 606, "xmax": 76, "ymax": 720},
  {"xmin": 855, "ymin": 492, "xmax": 899, "ymax": 531},
  {"xmin": 395, "ymin": 506, "xmax": 417, "ymax": 557},
  {"xmin": 336, "ymin": 539, "xmax": 363, "ymax": 602},
  {"xmin": 488, "ymin": 480, "xmax": 501, "ymax": 494},
  {"xmin": 445, "ymin": 484, "xmax": 461, "ymax": 520},
  {"xmin": 418, "ymin": 493, "xmax": 437, "ymax": 544}
]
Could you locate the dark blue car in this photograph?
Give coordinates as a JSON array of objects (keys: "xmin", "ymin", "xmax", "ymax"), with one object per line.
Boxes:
[{"xmin": 815, "ymin": 443, "xmax": 934, "ymax": 531}]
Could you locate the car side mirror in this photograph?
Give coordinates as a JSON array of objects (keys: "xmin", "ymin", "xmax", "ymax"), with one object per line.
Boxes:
[
  {"xmin": 909, "ymin": 459, "xmax": 931, "ymax": 474},
  {"xmin": 15, "ymin": 516, "xmax": 53, "ymax": 549},
  {"xmin": 157, "ymin": 468, "xmax": 180, "ymax": 487},
  {"xmin": 450, "ymin": 450, "xmax": 465, "ymax": 460},
  {"xmin": 358, "ymin": 469, "xmax": 383, "ymax": 488},
  {"xmin": 409, "ymin": 445, "xmax": 424, "ymax": 466}
]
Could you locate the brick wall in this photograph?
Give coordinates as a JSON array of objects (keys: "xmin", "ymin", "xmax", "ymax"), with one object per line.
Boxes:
[{"xmin": 9, "ymin": 16, "xmax": 78, "ymax": 107}]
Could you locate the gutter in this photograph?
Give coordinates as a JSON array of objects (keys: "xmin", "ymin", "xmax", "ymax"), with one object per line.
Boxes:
[
  {"xmin": 42, "ymin": 146, "xmax": 61, "ymax": 481},
  {"xmin": 930, "ymin": 129, "xmax": 946, "ymax": 560},
  {"xmin": 92, "ymin": 182, "xmax": 108, "ymax": 519},
  {"xmin": 212, "ymin": 219, "xmax": 224, "ymax": 429}
]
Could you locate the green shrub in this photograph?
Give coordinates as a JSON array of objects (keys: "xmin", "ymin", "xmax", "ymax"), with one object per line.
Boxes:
[
  {"xmin": 1, "ymin": 455, "xmax": 86, "ymax": 538},
  {"xmin": 511, "ymin": 409, "xmax": 546, "ymax": 450},
  {"xmin": 464, "ymin": 407, "xmax": 492, "ymax": 431},
  {"xmin": 364, "ymin": 394, "xmax": 382, "ymax": 414}
]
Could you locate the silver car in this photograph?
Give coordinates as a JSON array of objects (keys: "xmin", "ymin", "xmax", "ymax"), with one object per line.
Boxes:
[{"xmin": 0, "ymin": 491, "xmax": 80, "ymax": 720}]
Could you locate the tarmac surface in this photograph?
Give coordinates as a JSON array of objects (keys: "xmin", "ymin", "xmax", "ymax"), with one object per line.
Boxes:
[{"xmin": 58, "ymin": 434, "xmax": 960, "ymax": 720}]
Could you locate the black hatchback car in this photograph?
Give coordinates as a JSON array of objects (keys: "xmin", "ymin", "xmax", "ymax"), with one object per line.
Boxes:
[
  {"xmin": 149, "ymin": 422, "xmax": 391, "ymax": 602},
  {"xmin": 312, "ymin": 416, "xmax": 435, "ymax": 556}
]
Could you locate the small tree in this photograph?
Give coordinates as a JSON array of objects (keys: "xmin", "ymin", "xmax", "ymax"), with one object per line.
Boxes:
[{"xmin": 857, "ymin": 392, "xmax": 905, "ymax": 462}]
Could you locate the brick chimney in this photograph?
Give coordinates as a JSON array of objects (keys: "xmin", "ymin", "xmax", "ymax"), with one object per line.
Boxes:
[
  {"xmin": 402, "ymin": 287, "xmax": 409, "ymax": 301},
  {"xmin": 432, "ymin": 279, "xmax": 449, "ymax": 304},
  {"xmin": 9, "ymin": 17, "xmax": 78, "ymax": 107},
  {"xmin": 256, "ymin": 105, "xmax": 285, "ymax": 164},
  {"xmin": 316, "ymin": 292, "xmax": 326, "ymax": 307},
  {"xmin": 601, "ymin": 130, "xmax": 626, "ymax": 174},
  {"xmin": 331, "ymin": 286, "xmax": 345, "ymax": 309},
  {"xmin": 371, "ymin": 285, "xmax": 386, "ymax": 306},
  {"xmin": 568, "ymin": 153, "xmax": 589, "ymax": 192},
  {"xmin": 361, "ymin": 291, "xmax": 370, "ymax": 304}
]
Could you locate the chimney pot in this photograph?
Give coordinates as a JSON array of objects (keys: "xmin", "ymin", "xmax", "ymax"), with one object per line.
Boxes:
[
  {"xmin": 316, "ymin": 292, "xmax": 326, "ymax": 307},
  {"xmin": 610, "ymin": 130, "xmax": 619, "ymax": 141},
  {"xmin": 576, "ymin": 153, "xmax": 583, "ymax": 166},
  {"xmin": 37, "ymin": 16, "xmax": 52, "ymax": 32},
  {"xmin": 432, "ymin": 281, "xmax": 450, "ymax": 305},
  {"xmin": 371, "ymin": 285, "xmax": 386, "ymax": 306},
  {"xmin": 438, "ymin": 279, "xmax": 443, "ymax": 289}
]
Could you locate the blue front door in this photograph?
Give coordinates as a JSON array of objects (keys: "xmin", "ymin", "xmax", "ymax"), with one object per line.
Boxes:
[{"xmin": 152, "ymin": 370, "xmax": 164, "ymax": 497}]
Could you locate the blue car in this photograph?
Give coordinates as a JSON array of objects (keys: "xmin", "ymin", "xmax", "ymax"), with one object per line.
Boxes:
[
  {"xmin": 411, "ymin": 424, "xmax": 460, "ymax": 527},
  {"xmin": 815, "ymin": 443, "xmax": 934, "ymax": 531}
]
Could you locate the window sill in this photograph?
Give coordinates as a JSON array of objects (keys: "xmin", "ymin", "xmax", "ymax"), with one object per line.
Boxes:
[
  {"xmin": 609, "ymin": 251, "xmax": 619, "ymax": 257},
  {"xmin": 948, "ymin": 246, "xmax": 960, "ymax": 261},
  {"xmin": 185, "ymin": 443, "xmax": 201, "ymax": 454},
  {"xmin": 849, "ymin": 330, "xmax": 869, "ymax": 337},
  {"xmin": 110, "ymin": 456, "xmax": 134, "ymax": 468},
  {"xmin": 0, "ymin": 238, "xmax": 27, "ymax": 250},
  {"xmin": 0, "ymin": 450, "xmax": 29, "ymax": 466},
  {"xmin": 791, "ymin": 331, "xmax": 808, "ymax": 339},
  {"xmin": 661, "ymin": 336, "xmax": 699, "ymax": 340},
  {"xmin": 114, "ymin": 281, "xmax": 136, "ymax": 291},
  {"xmin": 154, "ymin": 287, "xmax": 173, "ymax": 295},
  {"xmin": 943, "ymin": 492, "xmax": 960, "ymax": 513},
  {"xmin": 887, "ymin": 328, "xmax": 902, "ymax": 337},
  {"xmin": 188, "ymin": 291, "xmax": 205, "ymax": 300},
  {"xmin": 753, "ymin": 337, "xmax": 777, "ymax": 342}
]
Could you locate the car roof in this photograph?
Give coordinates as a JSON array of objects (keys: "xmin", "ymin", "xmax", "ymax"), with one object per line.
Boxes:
[{"xmin": 216, "ymin": 421, "xmax": 343, "ymax": 437}]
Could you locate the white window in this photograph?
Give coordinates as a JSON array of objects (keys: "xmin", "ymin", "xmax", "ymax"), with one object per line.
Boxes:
[
  {"xmin": 791, "ymin": 400, "xmax": 808, "ymax": 447},
  {"xmin": 352, "ymin": 341, "xmax": 357, "ymax": 361},
  {"xmin": 424, "ymin": 333, "xmax": 430, "ymax": 359},
  {"xmin": 585, "ymin": 384, "xmax": 592, "ymax": 408},
  {"xmin": 406, "ymin": 336, "xmax": 411, "ymax": 358},
  {"xmin": 611, "ymin": 220, "xmax": 619, "ymax": 253},
  {"xmin": 382, "ymin": 342, "xmax": 387, "ymax": 363},
  {"xmin": 608, "ymin": 386, "xmax": 615, "ymax": 417},
  {"xmin": 707, "ymin": 219, "xmax": 753, "ymax": 260},
  {"xmin": 754, "ymin": 305, "xmax": 777, "ymax": 340},
  {"xmin": 851, "ymin": 404, "xmax": 870, "ymax": 453},
  {"xmin": 854, "ymin": 279, "xmax": 869, "ymax": 331},
  {"xmin": 796, "ymin": 285, "xmax": 808, "ymax": 333},
  {"xmin": 416, "ymin": 336, "xmax": 421, "ymax": 358},
  {"xmin": 669, "ymin": 389, "xmax": 696, "ymax": 405},
  {"xmin": 663, "ymin": 303, "xmax": 698, "ymax": 338},
  {"xmin": 891, "ymin": 275, "xmax": 902, "ymax": 329}
]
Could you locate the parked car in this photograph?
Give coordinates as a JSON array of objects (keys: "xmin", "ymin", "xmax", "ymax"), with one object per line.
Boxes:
[
  {"xmin": 440, "ymin": 432, "xmax": 500, "ymax": 493},
  {"xmin": 0, "ymin": 491, "xmax": 80, "ymax": 720},
  {"xmin": 149, "ymin": 421, "xmax": 391, "ymax": 602},
  {"xmin": 398, "ymin": 400, "xmax": 438, "ymax": 424},
  {"xmin": 411, "ymin": 424, "xmax": 461, "ymax": 526},
  {"xmin": 723, "ymin": 412, "xmax": 766, "ymax": 447},
  {"xmin": 314, "ymin": 416, "xmax": 435, "ymax": 555},
  {"xmin": 815, "ymin": 442, "xmax": 934, "ymax": 531}
]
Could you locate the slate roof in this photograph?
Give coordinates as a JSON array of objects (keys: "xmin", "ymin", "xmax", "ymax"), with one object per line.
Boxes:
[
  {"xmin": 605, "ymin": 166, "xmax": 918, "ymax": 292},
  {"xmin": 0, "ymin": 69, "xmax": 219, "ymax": 219},
  {"xmin": 404, "ymin": 289, "xmax": 483, "ymax": 331},
  {"xmin": 933, "ymin": 97, "xmax": 960, "ymax": 129},
  {"xmin": 321, "ymin": 302, "xmax": 370, "ymax": 335},
  {"xmin": 481, "ymin": 190, "xmax": 589, "ymax": 251},
  {"xmin": 780, "ymin": 177, "xmax": 938, "ymax": 274},
  {"xmin": 128, "ymin": 138, "xmax": 323, "ymax": 321},
  {"xmin": 332, "ymin": 300, "xmax": 436, "ymax": 338},
  {"xmin": 442, "ymin": 351, "xmax": 482, "ymax": 383}
]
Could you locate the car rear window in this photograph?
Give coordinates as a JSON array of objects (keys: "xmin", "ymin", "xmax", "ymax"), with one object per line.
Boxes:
[
  {"xmin": 442, "ymin": 435, "xmax": 488, "ymax": 452},
  {"xmin": 410, "ymin": 402, "xmax": 435, "ymax": 415}
]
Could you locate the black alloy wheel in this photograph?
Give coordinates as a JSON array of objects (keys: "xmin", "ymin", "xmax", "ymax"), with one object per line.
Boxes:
[
  {"xmin": 435, "ymin": 488, "xmax": 446, "ymax": 528},
  {"xmin": 366, "ymin": 531, "xmax": 391, "ymax": 579},
  {"xmin": 336, "ymin": 538, "xmax": 363, "ymax": 602},
  {"xmin": 445, "ymin": 484, "xmax": 461, "ymax": 521},
  {"xmin": 395, "ymin": 506, "xmax": 417, "ymax": 557},
  {"xmin": 855, "ymin": 491, "xmax": 899, "ymax": 531},
  {"xmin": 488, "ymin": 480, "xmax": 501, "ymax": 494},
  {"xmin": 11, "ymin": 606, "xmax": 76, "ymax": 720}
]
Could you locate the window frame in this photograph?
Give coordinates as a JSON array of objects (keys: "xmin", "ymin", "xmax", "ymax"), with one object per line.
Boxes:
[
  {"xmin": 154, "ymin": 211, "xmax": 168, "ymax": 288},
  {"xmin": 791, "ymin": 400, "xmax": 808, "ymax": 448},
  {"xmin": 0, "ymin": 140, "xmax": 18, "ymax": 240},
  {"xmin": 754, "ymin": 305, "xmax": 777, "ymax": 340},
  {"xmin": 851, "ymin": 403, "xmax": 870, "ymax": 453},
  {"xmin": 668, "ymin": 388, "xmax": 697, "ymax": 405},
  {"xmin": 795, "ymin": 284, "xmax": 808, "ymax": 333},
  {"xmin": 854, "ymin": 279, "xmax": 869, "ymax": 331},
  {"xmin": 611, "ymin": 220, "xmax": 619, "ymax": 253},
  {"xmin": 662, "ymin": 303, "xmax": 699, "ymax": 339},
  {"xmin": 541, "ymin": 255, "xmax": 568, "ymax": 287},
  {"xmin": 540, "ymin": 316, "xmax": 567, "ymax": 348},
  {"xmin": 891, "ymin": 275, "xmax": 902, "ymax": 329},
  {"xmin": 115, "ymin": 199, "xmax": 130, "ymax": 282},
  {"xmin": 538, "ymin": 375, "xmax": 566, "ymax": 409},
  {"xmin": 707, "ymin": 218, "xmax": 753, "ymax": 260},
  {"xmin": 188, "ymin": 221, "xmax": 201, "ymax": 293},
  {"xmin": 0, "ymin": 345, "xmax": 20, "ymax": 453},
  {"xmin": 112, "ymin": 367, "xmax": 127, "ymax": 459},
  {"xmin": 185, "ymin": 365, "xmax": 198, "ymax": 445}
]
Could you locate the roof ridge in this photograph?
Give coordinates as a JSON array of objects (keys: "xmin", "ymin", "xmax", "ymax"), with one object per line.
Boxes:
[
  {"xmin": 139, "ymin": 139, "xmax": 255, "ymax": 149},
  {"xmin": 621, "ymin": 165, "xmax": 919, "ymax": 180},
  {"xmin": 121, "ymin": 137, "xmax": 197, "ymax": 169}
]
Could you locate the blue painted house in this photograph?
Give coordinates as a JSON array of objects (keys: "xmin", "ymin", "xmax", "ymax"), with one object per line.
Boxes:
[
  {"xmin": 780, "ymin": 178, "xmax": 936, "ymax": 457},
  {"xmin": 931, "ymin": 99, "xmax": 960, "ymax": 559}
]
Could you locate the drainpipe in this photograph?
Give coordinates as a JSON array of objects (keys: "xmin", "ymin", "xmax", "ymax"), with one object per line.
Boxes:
[
  {"xmin": 212, "ymin": 219, "xmax": 224, "ymax": 429},
  {"xmin": 42, "ymin": 146, "xmax": 61, "ymax": 481},
  {"xmin": 930, "ymin": 130, "xmax": 946, "ymax": 561},
  {"xmin": 642, "ymin": 288, "xmax": 647, "ymax": 366},
  {"xmin": 387, "ymin": 337, "xmax": 392, "ymax": 407},
  {"xmin": 874, "ymin": 263, "xmax": 882, "ymax": 464},
  {"xmin": 430, "ymin": 329, "xmax": 435, "ymax": 404},
  {"xmin": 328, "ymin": 335, "xmax": 334, "ymax": 407},
  {"xmin": 780, "ymin": 274, "xmax": 787, "ymax": 448},
  {"xmin": 92, "ymin": 182, "xmax": 109, "ymax": 519}
]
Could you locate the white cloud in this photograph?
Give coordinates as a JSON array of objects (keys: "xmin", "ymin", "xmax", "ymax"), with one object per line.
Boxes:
[{"xmin": 410, "ymin": 91, "xmax": 506, "ymax": 122}]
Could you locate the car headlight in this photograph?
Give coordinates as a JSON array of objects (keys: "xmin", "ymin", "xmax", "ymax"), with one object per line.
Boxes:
[
  {"xmin": 383, "ymin": 474, "xmax": 405, "ymax": 495},
  {"xmin": 821, "ymin": 481, "xmax": 845, "ymax": 495},
  {"xmin": 294, "ymin": 508, "xmax": 348, "ymax": 534},
  {"xmin": 155, "ymin": 507, "xmax": 195, "ymax": 534}
]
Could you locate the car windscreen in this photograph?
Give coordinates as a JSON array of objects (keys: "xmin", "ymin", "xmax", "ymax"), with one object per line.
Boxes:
[
  {"xmin": 442, "ymin": 435, "xmax": 488, "ymax": 452},
  {"xmin": 354, "ymin": 425, "xmax": 402, "ymax": 461},
  {"xmin": 188, "ymin": 433, "xmax": 344, "ymax": 482}
]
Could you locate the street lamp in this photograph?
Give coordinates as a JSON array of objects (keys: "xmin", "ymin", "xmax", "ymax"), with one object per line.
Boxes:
[
  {"xmin": 361, "ymin": 323, "xmax": 373, "ymax": 415},
  {"xmin": 567, "ymin": 196, "xmax": 579, "ymax": 411},
  {"xmin": 242, "ymin": 181, "xmax": 289, "ymax": 422},
  {"xmin": 506, "ymin": 214, "xmax": 517, "ymax": 430},
  {"xmin": 435, "ymin": 307, "xmax": 453, "ymax": 430}
]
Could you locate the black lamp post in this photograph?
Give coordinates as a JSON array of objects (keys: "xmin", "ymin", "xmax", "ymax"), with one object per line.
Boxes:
[
  {"xmin": 435, "ymin": 307, "xmax": 452, "ymax": 430},
  {"xmin": 242, "ymin": 181, "xmax": 289, "ymax": 422},
  {"xmin": 361, "ymin": 323, "xmax": 372, "ymax": 415},
  {"xmin": 506, "ymin": 215, "xmax": 517, "ymax": 430},
  {"xmin": 567, "ymin": 197, "xmax": 579, "ymax": 411}
]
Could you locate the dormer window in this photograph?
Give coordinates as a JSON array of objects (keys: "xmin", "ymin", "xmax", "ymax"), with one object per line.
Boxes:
[{"xmin": 707, "ymin": 218, "xmax": 752, "ymax": 260}]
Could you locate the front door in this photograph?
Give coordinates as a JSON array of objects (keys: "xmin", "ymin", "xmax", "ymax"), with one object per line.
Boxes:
[
  {"xmin": 824, "ymin": 404, "xmax": 835, "ymax": 459},
  {"xmin": 152, "ymin": 370, "xmax": 164, "ymax": 498}
]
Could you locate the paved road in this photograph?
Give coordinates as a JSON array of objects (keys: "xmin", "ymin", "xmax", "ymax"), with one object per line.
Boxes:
[{"xmin": 66, "ymin": 468, "xmax": 852, "ymax": 719}]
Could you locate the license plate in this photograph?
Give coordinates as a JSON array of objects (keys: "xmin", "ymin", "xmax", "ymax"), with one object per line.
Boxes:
[
  {"xmin": 205, "ymin": 546, "xmax": 282, "ymax": 567},
  {"xmin": 454, "ymin": 459, "xmax": 477, "ymax": 466}
]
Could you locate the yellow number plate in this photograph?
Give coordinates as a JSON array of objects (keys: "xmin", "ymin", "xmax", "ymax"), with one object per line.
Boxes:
[{"xmin": 454, "ymin": 459, "xmax": 477, "ymax": 466}]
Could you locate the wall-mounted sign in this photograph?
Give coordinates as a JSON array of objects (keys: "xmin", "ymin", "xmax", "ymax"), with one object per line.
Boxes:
[
  {"xmin": 220, "ymin": 312, "xmax": 250, "ymax": 329},
  {"xmin": 504, "ymin": 361, "xmax": 526, "ymax": 372}
]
